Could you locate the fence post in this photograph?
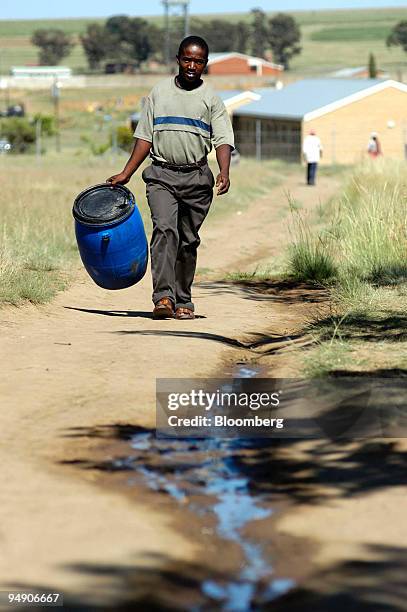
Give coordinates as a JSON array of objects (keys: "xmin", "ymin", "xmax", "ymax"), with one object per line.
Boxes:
[{"xmin": 256, "ymin": 119, "xmax": 262, "ymax": 161}]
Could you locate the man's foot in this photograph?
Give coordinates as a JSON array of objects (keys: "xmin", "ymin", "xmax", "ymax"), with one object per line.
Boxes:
[
  {"xmin": 174, "ymin": 307, "xmax": 195, "ymax": 320},
  {"xmin": 153, "ymin": 298, "xmax": 174, "ymax": 319}
]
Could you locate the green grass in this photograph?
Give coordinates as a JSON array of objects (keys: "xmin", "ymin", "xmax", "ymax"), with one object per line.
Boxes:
[
  {"xmin": 225, "ymin": 267, "xmax": 275, "ymax": 282},
  {"xmin": 287, "ymin": 194, "xmax": 338, "ymax": 283},
  {"xmin": 206, "ymin": 158, "xmax": 284, "ymax": 221},
  {"xmin": 303, "ymin": 340, "xmax": 354, "ymax": 377},
  {"xmin": 0, "ymin": 154, "xmax": 151, "ymax": 305},
  {"xmin": 311, "ymin": 25, "xmax": 392, "ymax": 42},
  {"xmin": 0, "ymin": 18, "xmax": 103, "ymax": 37},
  {"xmin": 287, "ymin": 159, "xmax": 407, "ymax": 376},
  {"xmin": 289, "ymin": 7, "xmax": 407, "ymax": 27},
  {"xmin": 302, "ymin": 283, "xmax": 407, "ymax": 376},
  {"xmin": 289, "ymin": 160, "xmax": 407, "ymax": 287}
]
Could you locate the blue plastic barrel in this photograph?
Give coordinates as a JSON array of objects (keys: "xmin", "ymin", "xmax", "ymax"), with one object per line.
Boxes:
[{"xmin": 72, "ymin": 183, "xmax": 148, "ymax": 290}]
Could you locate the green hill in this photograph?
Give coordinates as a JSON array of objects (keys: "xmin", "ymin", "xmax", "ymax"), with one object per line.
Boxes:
[{"xmin": 0, "ymin": 7, "xmax": 405, "ymax": 76}]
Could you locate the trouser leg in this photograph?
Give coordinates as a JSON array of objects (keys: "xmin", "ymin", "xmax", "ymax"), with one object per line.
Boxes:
[
  {"xmin": 308, "ymin": 163, "xmax": 317, "ymax": 185},
  {"xmin": 143, "ymin": 168, "xmax": 179, "ymax": 305},
  {"xmin": 312, "ymin": 163, "xmax": 318, "ymax": 184},
  {"xmin": 175, "ymin": 166, "xmax": 214, "ymax": 310},
  {"xmin": 175, "ymin": 201, "xmax": 210, "ymax": 310}
]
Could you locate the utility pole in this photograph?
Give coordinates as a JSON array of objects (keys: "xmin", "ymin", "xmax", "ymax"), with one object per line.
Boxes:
[
  {"xmin": 162, "ymin": 0, "xmax": 190, "ymax": 68},
  {"xmin": 183, "ymin": 1, "xmax": 189, "ymax": 38},
  {"xmin": 164, "ymin": 0, "xmax": 170, "ymax": 68},
  {"xmin": 51, "ymin": 77, "xmax": 61, "ymax": 153}
]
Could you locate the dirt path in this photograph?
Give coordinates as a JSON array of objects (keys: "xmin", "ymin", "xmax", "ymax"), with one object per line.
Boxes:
[{"xmin": 3, "ymin": 169, "xmax": 398, "ymax": 609}]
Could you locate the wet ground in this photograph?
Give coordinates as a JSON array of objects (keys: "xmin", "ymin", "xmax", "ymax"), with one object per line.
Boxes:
[
  {"xmin": 61, "ymin": 366, "xmax": 407, "ymax": 611},
  {"xmin": 65, "ymin": 366, "xmax": 301, "ymax": 611},
  {"xmin": 128, "ymin": 433, "xmax": 295, "ymax": 611}
]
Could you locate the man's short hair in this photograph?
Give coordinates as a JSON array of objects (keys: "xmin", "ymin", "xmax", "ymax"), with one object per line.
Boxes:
[{"xmin": 178, "ymin": 36, "xmax": 209, "ymax": 59}]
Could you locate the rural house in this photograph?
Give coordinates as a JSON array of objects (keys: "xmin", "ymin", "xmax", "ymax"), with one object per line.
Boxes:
[
  {"xmin": 218, "ymin": 89, "xmax": 261, "ymax": 113},
  {"xmin": 207, "ymin": 52, "xmax": 283, "ymax": 77},
  {"xmin": 233, "ymin": 79, "xmax": 407, "ymax": 164}
]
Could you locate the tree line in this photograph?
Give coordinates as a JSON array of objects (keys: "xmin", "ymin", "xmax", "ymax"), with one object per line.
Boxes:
[
  {"xmin": 31, "ymin": 10, "xmax": 302, "ymax": 71},
  {"xmin": 31, "ymin": 12, "xmax": 407, "ymax": 73}
]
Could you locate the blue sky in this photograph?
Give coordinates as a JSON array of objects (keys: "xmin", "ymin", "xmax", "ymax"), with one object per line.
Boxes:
[{"xmin": 2, "ymin": 0, "xmax": 407, "ymax": 20}]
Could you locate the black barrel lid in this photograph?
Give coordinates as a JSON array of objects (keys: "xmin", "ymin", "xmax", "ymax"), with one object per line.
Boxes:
[{"xmin": 73, "ymin": 183, "xmax": 134, "ymax": 226}]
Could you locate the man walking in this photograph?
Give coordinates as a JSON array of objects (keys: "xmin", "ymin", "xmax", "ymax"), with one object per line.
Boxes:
[
  {"xmin": 107, "ymin": 36, "xmax": 234, "ymax": 320},
  {"xmin": 303, "ymin": 129, "xmax": 323, "ymax": 186}
]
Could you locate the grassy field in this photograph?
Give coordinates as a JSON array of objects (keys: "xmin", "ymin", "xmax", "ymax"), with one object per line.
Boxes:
[
  {"xmin": 310, "ymin": 25, "xmax": 392, "ymax": 42},
  {"xmin": 0, "ymin": 7, "xmax": 405, "ymax": 76},
  {"xmin": 0, "ymin": 154, "xmax": 283, "ymax": 305},
  {"xmin": 287, "ymin": 158, "xmax": 407, "ymax": 376}
]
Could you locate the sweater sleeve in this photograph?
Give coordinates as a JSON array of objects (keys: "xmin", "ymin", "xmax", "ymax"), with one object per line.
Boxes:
[
  {"xmin": 133, "ymin": 95, "xmax": 153, "ymax": 142},
  {"xmin": 211, "ymin": 95, "xmax": 235, "ymax": 149}
]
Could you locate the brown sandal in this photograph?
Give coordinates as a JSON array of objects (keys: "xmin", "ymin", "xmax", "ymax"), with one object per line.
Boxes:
[
  {"xmin": 153, "ymin": 297, "xmax": 174, "ymax": 319},
  {"xmin": 174, "ymin": 307, "xmax": 195, "ymax": 320}
]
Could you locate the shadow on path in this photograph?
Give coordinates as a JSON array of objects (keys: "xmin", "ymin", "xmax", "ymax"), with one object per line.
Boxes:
[
  {"xmin": 9, "ymin": 543, "xmax": 406, "ymax": 611},
  {"xmin": 64, "ymin": 306, "xmax": 154, "ymax": 319},
  {"xmin": 110, "ymin": 329, "xmax": 308, "ymax": 355},
  {"xmin": 196, "ymin": 279, "xmax": 329, "ymax": 304},
  {"xmin": 64, "ymin": 307, "xmax": 207, "ymax": 320},
  {"xmin": 58, "ymin": 418, "xmax": 407, "ymax": 610},
  {"xmin": 9, "ymin": 542, "xmax": 406, "ymax": 610},
  {"xmin": 315, "ymin": 312, "xmax": 407, "ymax": 343}
]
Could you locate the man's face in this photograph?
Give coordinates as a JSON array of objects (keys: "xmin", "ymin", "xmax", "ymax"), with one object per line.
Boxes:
[{"xmin": 177, "ymin": 44, "xmax": 208, "ymax": 84}]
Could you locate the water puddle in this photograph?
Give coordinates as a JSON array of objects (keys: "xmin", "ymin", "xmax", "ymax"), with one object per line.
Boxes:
[
  {"xmin": 115, "ymin": 364, "xmax": 296, "ymax": 610},
  {"xmin": 125, "ymin": 433, "xmax": 295, "ymax": 611}
]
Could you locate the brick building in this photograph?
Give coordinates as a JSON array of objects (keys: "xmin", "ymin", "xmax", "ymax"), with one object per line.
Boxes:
[
  {"xmin": 207, "ymin": 52, "xmax": 283, "ymax": 77},
  {"xmin": 232, "ymin": 79, "xmax": 407, "ymax": 164}
]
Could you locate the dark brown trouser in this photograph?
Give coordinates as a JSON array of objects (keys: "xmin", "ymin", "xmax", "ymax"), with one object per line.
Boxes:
[{"xmin": 142, "ymin": 163, "xmax": 214, "ymax": 311}]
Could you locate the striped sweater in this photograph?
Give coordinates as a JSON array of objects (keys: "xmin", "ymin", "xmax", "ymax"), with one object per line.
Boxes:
[{"xmin": 134, "ymin": 77, "xmax": 234, "ymax": 165}]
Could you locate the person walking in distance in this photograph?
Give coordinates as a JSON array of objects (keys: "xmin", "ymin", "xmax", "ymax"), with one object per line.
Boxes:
[
  {"xmin": 367, "ymin": 132, "xmax": 382, "ymax": 159},
  {"xmin": 303, "ymin": 129, "xmax": 323, "ymax": 186},
  {"xmin": 107, "ymin": 36, "xmax": 234, "ymax": 320}
]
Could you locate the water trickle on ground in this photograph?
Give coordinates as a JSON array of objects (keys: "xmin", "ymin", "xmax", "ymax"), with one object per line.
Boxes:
[{"xmin": 114, "ymin": 364, "xmax": 296, "ymax": 610}]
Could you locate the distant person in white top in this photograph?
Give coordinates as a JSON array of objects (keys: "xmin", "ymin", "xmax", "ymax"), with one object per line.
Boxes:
[
  {"xmin": 367, "ymin": 132, "xmax": 382, "ymax": 159},
  {"xmin": 303, "ymin": 129, "xmax": 323, "ymax": 186}
]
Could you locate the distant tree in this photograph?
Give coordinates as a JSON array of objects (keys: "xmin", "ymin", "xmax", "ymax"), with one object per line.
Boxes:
[
  {"xmin": 250, "ymin": 8, "xmax": 269, "ymax": 58},
  {"xmin": 128, "ymin": 18, "xmax": 160, "ymax": 64},
  {"xmin": 80, "ymin": 23, "xmax": 110, "ymax": 70},
  {"xmin": 31, "ymin": 29, "xmax": 75, "ymax": 65},
  {"xmin": 268, "ymin": 13, "xmax": 301, "ymax": 69},
  {"xmin": 190, "ymin": 19, "xmax": 242, "ymax": 53},
  {"xmin": 104, "ymin": 15, "xmax": 158, "ymax": 66},
  {"xmin": 144, "ymin": 23, "xmax": 163, "ymax": 58},
  {"xmin": 368, "ymin": 52, "xmax": 377, "ymax": 78},
  {"xmin": 235, "ymin": 21, "xmax": 251, "ymax": 54},
  {"xmin": 387, "ymin": 20, "xmax": 407, "ymax": 53},
  {"xmin": 105, "ymin": 15, "xmax": 133, "ymax": 39}
]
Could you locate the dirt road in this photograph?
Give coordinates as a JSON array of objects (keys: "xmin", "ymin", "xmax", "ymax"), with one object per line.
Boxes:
[{"xmin": 2, "ymin": 170, "xmax": 405, "ymax": 610}]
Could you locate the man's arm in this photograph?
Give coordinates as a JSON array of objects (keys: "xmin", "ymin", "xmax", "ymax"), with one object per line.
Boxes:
[
  {"xmin": 107, "ymin": 138, "xmax": 152, "ymax": 185},
  {"xmin": 215, "ymin": 144, "xmax": 233, "ymax": 195},
  {"xmin": 210, "ymin": 94, "xmax": 234, "ymax": 196}
]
